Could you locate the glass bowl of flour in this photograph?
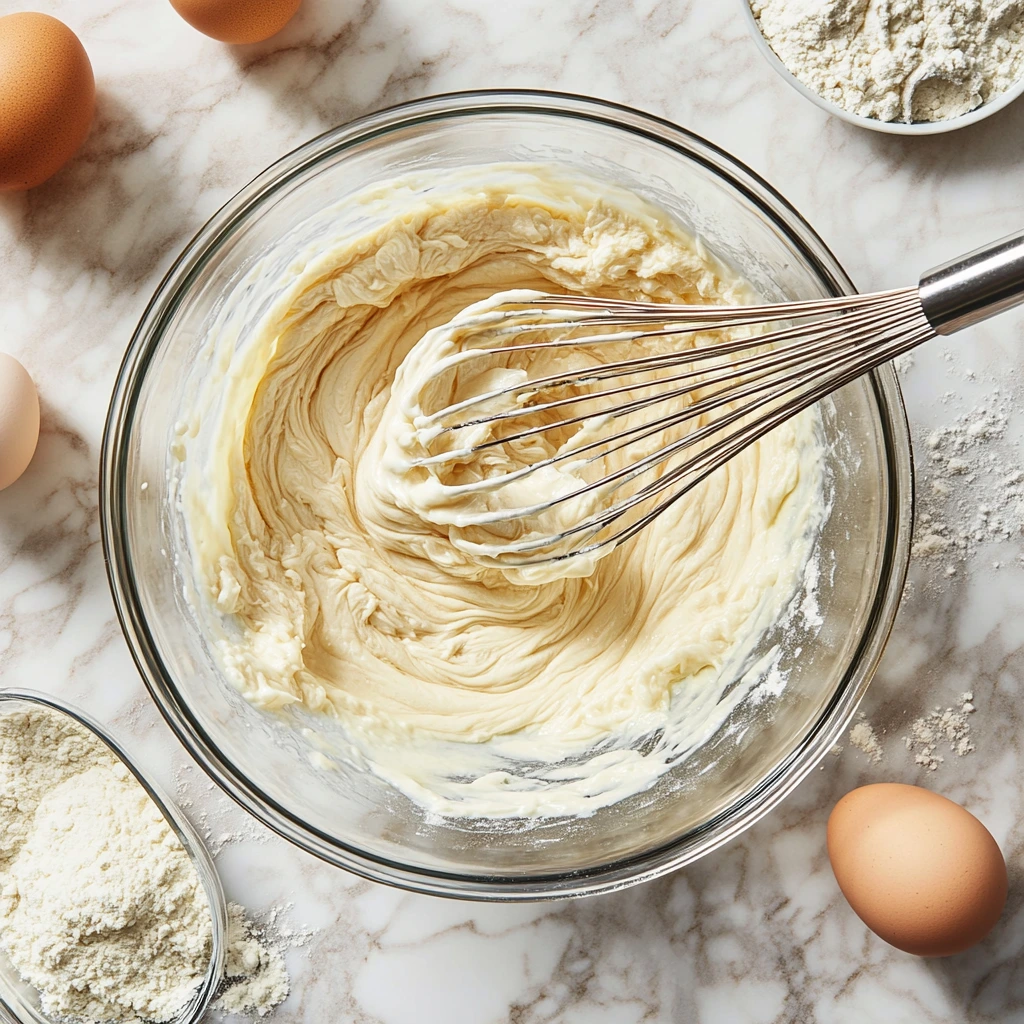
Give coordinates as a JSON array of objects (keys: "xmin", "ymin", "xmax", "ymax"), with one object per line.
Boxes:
[
  {"xmin": 0, "ymin": 691, "xmax": 227, "ymax": 1024},
  {"xmin": 743, "ymin": 0, "xmax": 1024, "ymax": 135},
  {"xmin": 101, "ymin": 91, "xmax": 913, "ymax": 900}
]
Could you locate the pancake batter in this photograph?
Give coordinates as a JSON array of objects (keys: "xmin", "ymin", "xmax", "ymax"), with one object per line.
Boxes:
[{"xmin": 182, "ymin": 166, "xmax": 825, "ymax": 818}]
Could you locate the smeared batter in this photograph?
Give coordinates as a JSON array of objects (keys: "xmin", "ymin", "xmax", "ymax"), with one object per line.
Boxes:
[{"xmin": 182, "ymin": 166, "xmax": 825, "ymax": 817}]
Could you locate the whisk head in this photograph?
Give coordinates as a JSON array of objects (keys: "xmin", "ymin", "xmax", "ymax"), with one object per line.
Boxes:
[{"xmin": 386, "ymin": 287, "xmax": 932, "ymax": 575}]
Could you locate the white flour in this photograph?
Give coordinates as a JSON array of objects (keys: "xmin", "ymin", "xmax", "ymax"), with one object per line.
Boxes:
[
  {"xmin": 215, "ymin": 904, "xmax": 290, "ymax": 1017},
  {"xmin": 849, "ymin": 714, "xmax": 884, "ymax": 762},
  {"xmin": 911, "ymin": 385, "xmax": 1024, "ymax": 575},
  {"xmin": 174, "ymin": 764, "xmax": 314, "ymax": 1019},
  {"xmin": 750, "ymin": 0, "xmax": 1024, "ymax": 123},
  {"xmin": 0, "ymin": 708, "xmax": 212, "ymax": 1022},
  {"xmin": 904, "ymin": 692, "xmax": 977, "ymax": 770},
  {"xmin": 213, "ymin": 901, "xmax": 315, "ymax": 1019},
  {"xmin": 174, "ymin": 763, "xmax": 269, "ymax": 857},
  {"xmin": 848, "ymin": 693, "xmax": 979, "ymax": 771}
]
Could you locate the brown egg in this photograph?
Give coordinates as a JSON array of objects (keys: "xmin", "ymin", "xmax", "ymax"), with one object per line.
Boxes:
[
  {"xmin": 0, "ymin": 13, "xmax": 95, "ymax": 192},
  {"xmin": 169, "ymin": 0, "xmax": 302, "ymax": 44},
  {"xmin": 828, "ymin": 783, "xmax": 1007, "ymax": 957}
]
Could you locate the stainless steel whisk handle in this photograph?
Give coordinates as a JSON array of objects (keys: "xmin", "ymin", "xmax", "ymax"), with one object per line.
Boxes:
[{"xmin": 919, "ymin": 229, "xmax": 1024, "ymax": 335}]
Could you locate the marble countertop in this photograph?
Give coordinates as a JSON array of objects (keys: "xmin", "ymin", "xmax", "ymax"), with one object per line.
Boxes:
[{"xmin": 3, "ymin": 1, "xmax": 1024, "ymax": 1021}]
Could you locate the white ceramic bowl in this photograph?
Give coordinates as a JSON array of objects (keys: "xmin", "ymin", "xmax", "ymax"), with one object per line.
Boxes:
[{"xmin": 740, "ymin": 0, "xmax": 1024, "ymax": 136}]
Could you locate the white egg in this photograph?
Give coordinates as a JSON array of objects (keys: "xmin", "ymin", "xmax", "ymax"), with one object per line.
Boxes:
[{"xmin": 0, "ymin": 354, "xmax": 40, "ymax": 490}]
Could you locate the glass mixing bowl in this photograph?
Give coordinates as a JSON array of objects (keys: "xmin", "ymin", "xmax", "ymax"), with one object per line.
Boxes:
[{"xmin": 101, "ymin": 91, "xmax": 912, "ymax": 900}]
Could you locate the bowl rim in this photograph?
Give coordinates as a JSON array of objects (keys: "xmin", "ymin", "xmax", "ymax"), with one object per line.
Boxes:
[
  {"xmin": 100, "ymin": 88, "xmax": 914, "ymax": 901},
  {"xmin": 0, "ymin": 689, "xmax": 227, "ymax": 1024},
  {"xmin": 739, "ymin": 0, "xmax": 1024, "ymax": 136}
]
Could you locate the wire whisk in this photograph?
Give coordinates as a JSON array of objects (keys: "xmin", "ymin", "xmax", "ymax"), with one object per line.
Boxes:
[{"xmin": 396, "ymin": 231, "xmax": 1024, "ymax": 572}]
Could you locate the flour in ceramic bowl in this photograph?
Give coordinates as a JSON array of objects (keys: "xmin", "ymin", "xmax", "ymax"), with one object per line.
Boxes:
[{"xmin": 750, "ymin": 0, "xmax": 1024, "ymax": 123}]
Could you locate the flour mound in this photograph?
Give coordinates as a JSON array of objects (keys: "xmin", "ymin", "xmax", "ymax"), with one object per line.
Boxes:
[{"xmin": 0, "ymin": 709, "xmax": 212, "ymax": 1022}]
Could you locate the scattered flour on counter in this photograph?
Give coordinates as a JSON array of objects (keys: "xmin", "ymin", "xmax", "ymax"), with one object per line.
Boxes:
[
  {"xmin": 904, "ymin": 691, "xmax": 977, "ymax": 771},
  {"xmin": 849, "ymin": 714, "xmax": 884, "ymax": 763},
  {"xmin": 911, "ymin": 387, "xmax": 1024, "ymax": 576},
  {"xmin": 749, "ymin": 0, "xmax": 1024, "ymax": 124},
  {"xmin": 215, "ymin": 902, "xmax": 315, "ymax": 1018},
  {"xmin": 172, "ymin": 765, "xmax": 318, "ymax": 1018},
  {"xmin": 216, "ymin": 904, "xmax": 290, "ymax": 1017},
  {"xmin": 174, "ymin": 763, "xmax": 270, "ymax": 855},
  {"xmin": 0, "ymin": 708, "xmax": 212, "ymax": 1023},
  {"xmin": 846, "ymin": 694, "xmax": 979, "ymax": 773}
]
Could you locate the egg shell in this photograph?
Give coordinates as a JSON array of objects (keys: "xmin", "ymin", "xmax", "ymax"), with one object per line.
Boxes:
[
  {"xmin": 0, "ymin": 354, "xmax": 40, "ymax": 491},
  {"xmin": 0, "ymin": 13, "xmax": 95, "ymax": 192},
  {"xmin": 169, "ymin": 0, "xmax": 302, "ymax": 44},
  {"xmin": 827, "ymin": 783, "xmax": 1007, "ymax": 957}
]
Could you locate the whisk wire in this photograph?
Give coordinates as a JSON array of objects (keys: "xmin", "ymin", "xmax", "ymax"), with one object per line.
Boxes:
[
  {"xmin": 419, "ymin": 291, "xmax": 924, "ymax": 471},
  {"xmin": 484, "ymin": 313, "xmax": 935, "ymax": 567},
  {"xmin": 423, "ymin": 288, "xmax": 918, "ymax": 433},
  {"xmin": 405, "ymin": 286, "xmax": 943, "ymax": 568}
]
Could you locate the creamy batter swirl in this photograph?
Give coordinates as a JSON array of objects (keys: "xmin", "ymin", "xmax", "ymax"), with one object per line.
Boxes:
[{"xmin": 183, "ymin": 166, "xmax": 824, "ymax": 817}]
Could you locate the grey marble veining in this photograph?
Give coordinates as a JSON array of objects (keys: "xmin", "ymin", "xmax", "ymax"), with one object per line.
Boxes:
[{"xmin": 2, "ymin": 1, "xmax": 1024, "ymax": 1021}]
